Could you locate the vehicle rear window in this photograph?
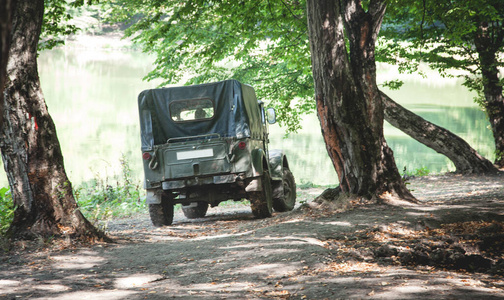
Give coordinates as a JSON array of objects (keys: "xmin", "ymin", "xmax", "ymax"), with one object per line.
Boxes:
[{"xmin": 169, "ymin": 98, "xmax": 214, "ymax": 122}]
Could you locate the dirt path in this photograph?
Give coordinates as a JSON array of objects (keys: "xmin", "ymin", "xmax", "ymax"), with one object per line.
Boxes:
[{"xmin": 1, "ymin": 173, "xmax": 504, "ymax": 299}]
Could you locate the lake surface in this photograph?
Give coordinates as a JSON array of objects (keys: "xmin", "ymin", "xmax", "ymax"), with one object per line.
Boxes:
[{"xmin": 0, "ymin": 47, "xmax": 495, "ymax": 188}]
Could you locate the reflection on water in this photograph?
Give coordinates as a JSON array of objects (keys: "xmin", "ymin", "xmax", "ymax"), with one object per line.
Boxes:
[{"xmin": 0, "ymin": 48, "xmax": 495, "ymax": 188}]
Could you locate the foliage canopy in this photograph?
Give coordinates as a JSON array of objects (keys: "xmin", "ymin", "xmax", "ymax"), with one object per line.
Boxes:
[
  {"xmin": 380, "ymin": 0, "xmax": 504, "ymax": 103},
  {"xmin": 104, "ymin": 0, "xmax": 504, "ymax": 130},
  {"xmin": 40, "ymin": 0, "xmax": 79, "ymax": 50},
  {"xmin": 47, "ymin": 1, "xmax": 504, "ymax": 136},
  {"xmin": 105, "ymin": 0, "xmax": 314, "ymax": 132}
]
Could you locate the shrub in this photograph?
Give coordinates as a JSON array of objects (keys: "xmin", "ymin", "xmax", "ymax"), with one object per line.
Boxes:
[
  {"xmin": 0, "ymin": 188, "xmax": 14, "ymax": 236},
  {"xmin": 75, "ymin": 155, "xmax": 145, "ymax": 228}
]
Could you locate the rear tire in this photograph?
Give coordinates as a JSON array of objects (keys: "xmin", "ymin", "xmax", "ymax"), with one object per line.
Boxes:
[
  {"xmin": 182, "ymin": 202, "xmax": 209, "ymax": 219},
  {"xmin": 149, "ymin": 193, "xmax": 174, "ymax": 227},
  {"xmin": 248, "ymin": 171, "xmax": 273, "ymax": 218},
  {"xmin": 273, "ymin": 169, "xmax": 296, "ymax": 212}
]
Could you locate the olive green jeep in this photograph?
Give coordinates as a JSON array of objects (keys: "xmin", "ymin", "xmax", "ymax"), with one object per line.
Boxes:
[{"xmin": 137, "ymin": 80, "xmax": 296, "ymax": 226}]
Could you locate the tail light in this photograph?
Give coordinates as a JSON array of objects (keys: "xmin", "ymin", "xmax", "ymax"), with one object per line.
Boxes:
[
  {"xmin": 142, "ymin": 152, "xmax": 152, "ymax": 160},
  {"xmin": 238, "ymin": 141, "xmax": 247, "ymax": 150}
]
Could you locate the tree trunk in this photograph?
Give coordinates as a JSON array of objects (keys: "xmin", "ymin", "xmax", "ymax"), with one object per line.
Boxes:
[
  {"xmin": 0, "ymin": 0, "xmax": 14, "ymax": 129},
  {"xmin": 306, "ymin": 0, "xmax": 414, "ymax": 201},
  {"xmin": 381, "ymin": 91, "xmax": 498, "ymax": 174},
  {"xmin": 474, "ymin": 26, "xmax": 504, "ymax": 168},
  {"xmin": 1, "ymin": 0, "xmax": 102, "ymax": 240},
  {"xmin": 483, "ymin": 84, "xmax": 504, "ymax": 168}
]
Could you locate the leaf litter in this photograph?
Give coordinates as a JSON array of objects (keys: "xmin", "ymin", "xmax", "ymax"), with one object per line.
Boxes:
[{"xmin": 1, "ymin": 173, "xmax": 504, "ymax": 299}]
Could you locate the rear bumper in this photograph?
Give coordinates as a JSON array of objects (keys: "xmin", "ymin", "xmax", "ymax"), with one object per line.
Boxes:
[
  {"xmin": 162, "ymin": 173, "xmax": 240, "ymax": 190},
  {"xmin": 145, "ymin": 172, "xmax": 263, "ymax": 204},
  {"xmin": 146, "ymin": 173, "xmax": 243, "ymax": 204}
]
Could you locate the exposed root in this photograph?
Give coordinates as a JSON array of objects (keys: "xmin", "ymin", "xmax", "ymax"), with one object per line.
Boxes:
[{"xmin": 380, "ymin": 191, "xmax": 420, "ymax": 207}]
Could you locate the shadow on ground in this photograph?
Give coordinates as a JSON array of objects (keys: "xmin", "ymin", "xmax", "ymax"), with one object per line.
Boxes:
[{"xmin": 1, "ymin": 174, "xmax": 503, "ymax": 299}]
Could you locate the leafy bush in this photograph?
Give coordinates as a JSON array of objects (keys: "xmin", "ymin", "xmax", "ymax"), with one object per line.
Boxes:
[
  {"xmin": 414, "ymin": 166, "xmax": 431, "ymax": 177},
  {"xmin": 0, "ymin": 188, "xmax": 14, "ymax": 236},
  {"xmin": 0, "ymin": 156, "xmax": 145, "ymax": 236},
  {"xmin": 75, "ymin": 155, "xmax": 145, "ymax": 227},
  {"xmin": 402, "ymin": 166, "xmax": 431, "ymax": 178}
]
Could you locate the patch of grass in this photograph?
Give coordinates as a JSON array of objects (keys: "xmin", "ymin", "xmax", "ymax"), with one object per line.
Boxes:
[
  {"xmin": 75, "ymin": 155, "xmax": 145, "ymax": 229},
  {"xmin": 297, "ymin": 181, "xmax": 331, "ymax": 190},
  {"xmin": 413, "ymin": 166, "xmax": 431, "ymax": 176},
  {"xmin": 0, "ymin": 156, "xmax": 145, "ymax": 236},
  {"xmin": 402, "ymin": 166, "xmax": 431, "ymax": 178},
  {"xmin": 0, "ymin": 187, "xmax": 14, "ymax": 236}
]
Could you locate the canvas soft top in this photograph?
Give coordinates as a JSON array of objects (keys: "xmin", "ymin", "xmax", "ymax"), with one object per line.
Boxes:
[{"xmin": 138, "ymin": 80, "xmax": 263, "ymax": 151}]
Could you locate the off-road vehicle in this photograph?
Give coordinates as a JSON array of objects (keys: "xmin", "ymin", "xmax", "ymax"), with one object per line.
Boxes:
[{"xmin": 138, "ymin": 80, "xmax": 296, "ymax": 226}]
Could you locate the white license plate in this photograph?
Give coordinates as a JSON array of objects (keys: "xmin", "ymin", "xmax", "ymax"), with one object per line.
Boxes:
[{"xmin": 176, "ymin": 149, "xmax": 214, "ymax": 160}]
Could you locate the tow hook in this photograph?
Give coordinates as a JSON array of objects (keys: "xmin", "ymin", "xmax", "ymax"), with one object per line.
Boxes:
[{"xmin": 149, "ymin": 151, "xmax": 159, "ymax": 170}]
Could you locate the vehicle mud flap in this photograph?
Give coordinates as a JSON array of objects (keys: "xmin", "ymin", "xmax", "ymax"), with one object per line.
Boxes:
[
  {"xmin": 149, "ymin": 193, "xmax": 174, "ymax": 226},
  {"xmin": 146, "ymin": 188, "xmax": 163, "ymax": 204},
  {"xmin": 248, "ymin": 171, "xmax": 273, "ymax": 218},
  {"xmin": 272, "ymin": 169, "xmax": 296, "ymax": 212}
]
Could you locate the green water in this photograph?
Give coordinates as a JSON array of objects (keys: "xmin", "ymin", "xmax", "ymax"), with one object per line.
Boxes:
[{"xmin": 0, "ymin": 48, "xmax": 495, "ymax": 188}]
